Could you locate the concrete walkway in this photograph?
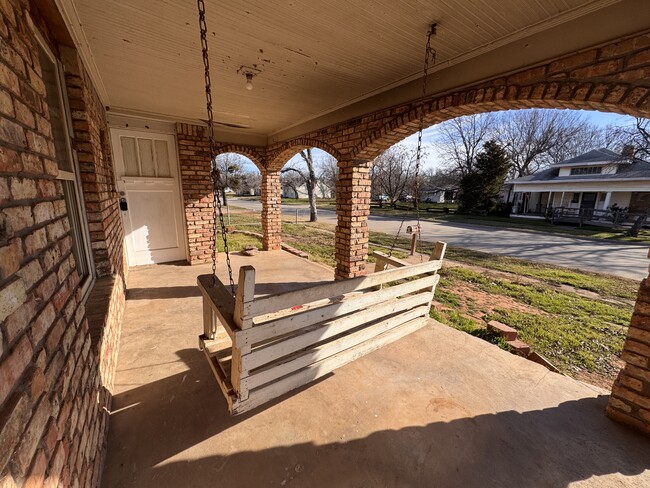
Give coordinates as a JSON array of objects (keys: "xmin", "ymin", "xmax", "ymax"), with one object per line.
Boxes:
[
  {"xmin": 231, "ymin": 198, "xmax": 649, "ymax": 280},
  {"xmin": 102, "ymin": 252, "xmax": 650, "ymax": 487}
]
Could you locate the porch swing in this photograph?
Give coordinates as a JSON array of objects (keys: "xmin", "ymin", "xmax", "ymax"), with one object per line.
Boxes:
[{"xmin": 195, "ymin": 0, "xmax": 447, "ymax": 415}]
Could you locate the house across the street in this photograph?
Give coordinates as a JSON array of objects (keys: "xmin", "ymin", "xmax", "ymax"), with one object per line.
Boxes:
[{"xmin": 508, "ymin": 148, "xmax": 650, "ymax": 224}]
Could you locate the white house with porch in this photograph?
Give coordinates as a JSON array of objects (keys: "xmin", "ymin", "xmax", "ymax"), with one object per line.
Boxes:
[{"xmin": 509, "ymin": 148, "xmax": 650, "ymax": 220}]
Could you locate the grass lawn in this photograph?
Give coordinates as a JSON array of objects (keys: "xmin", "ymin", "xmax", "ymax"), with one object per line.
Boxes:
[
  {"xmin": 281, "ymin": 197, "xmax": 336, "ymax": 206},
  {"xmin": 219, "ymin": 210, "xmax": 636, "ymax": 388}
]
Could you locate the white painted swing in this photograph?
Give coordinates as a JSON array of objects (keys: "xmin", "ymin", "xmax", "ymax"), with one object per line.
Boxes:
[
  {"xmin": 198, "ymin": 242, "xmax": 446, "ymax": 415},
  {"xmin": 194, "ymin": 1, "xmax": 441, "ymax": 414}
]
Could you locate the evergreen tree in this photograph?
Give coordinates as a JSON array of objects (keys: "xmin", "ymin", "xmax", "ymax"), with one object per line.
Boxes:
[{"xmin": 458, "ymin": 140, "xmax": 510, "ymax": 213}]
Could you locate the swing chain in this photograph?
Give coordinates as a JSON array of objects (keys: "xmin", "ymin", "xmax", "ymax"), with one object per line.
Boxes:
[
  {"xmin": 414, "ymin": 24, "xmax": 437, "ymax": 260},
  {"xmin": 388, "ymin": 24, "xmax": 436, "ymax": 257},
  {"xmin": 197, "ymin": 0, "xmax": 235, "ymax": 295}
]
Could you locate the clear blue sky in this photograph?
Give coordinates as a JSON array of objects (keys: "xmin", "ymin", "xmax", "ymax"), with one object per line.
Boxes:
[{"xmin": 235, "ymin": 109, "xmax": 640, "ymax": 173}]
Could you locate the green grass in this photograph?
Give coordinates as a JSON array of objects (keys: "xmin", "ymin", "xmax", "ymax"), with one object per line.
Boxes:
[
  {"xmin": 443, "ymin": 248, "xmax": 638, "ymax": 301},
  {"xmin": 216, "ymin": 231, "xmax": 262, "ymax": 252},
  {"xmin": 429, "ymin": 308, "xmax": 513, "ymax": 351},
  {"xmin": 443, "ymin": 267, "xmax": 631, "ymax": 326},
  {"xmin": 485, "ymin": 309, "xmax": 625, "ymax": 375},
  {"xmin": 438, "ymin": 267, "xmax": 630, "ymax": 375},
  {"xmin": 282, "ymin": 198, "xmax": 336, "ymax": 206}
]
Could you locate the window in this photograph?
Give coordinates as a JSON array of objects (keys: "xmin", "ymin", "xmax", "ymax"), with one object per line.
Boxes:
[
  {"xmin": 570, "ymin": 193, "xmax": 580, "ymax": 204},
  {"xmin": 570, "ymin": 166, "xmax": 602, "ymax": 175},
  {"xmin": 37, "ymin": 38, "xmax": 94, "ymax": 292}
]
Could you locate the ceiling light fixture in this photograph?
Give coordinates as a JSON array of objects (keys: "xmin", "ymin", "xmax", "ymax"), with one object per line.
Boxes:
[{"xmin": 237, "ymin": 66, "xmax": 261, "ymax": 91}]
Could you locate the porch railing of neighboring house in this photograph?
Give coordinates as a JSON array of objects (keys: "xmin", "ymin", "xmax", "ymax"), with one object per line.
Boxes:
[{"xmin": 547, "ymin": 207, "xmax": 646, "ymax": 228}]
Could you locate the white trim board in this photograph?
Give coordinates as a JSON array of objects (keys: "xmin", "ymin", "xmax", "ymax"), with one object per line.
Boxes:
[{"xmin": 54, "ymin": 0, "xmax": 110, "ymax": 105}]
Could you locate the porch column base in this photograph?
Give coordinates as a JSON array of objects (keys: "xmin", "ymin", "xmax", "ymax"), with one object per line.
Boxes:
[
  {"xmin": 261, "ymin": 170, "xmax": 282, "ymax": 251},
  {"xmin": 335, "ymin": 160, "xmax": 371, "ymax": 280},
  {"xmin": 607, "ymin": 251, "xmax": 650, "ymax": 436}
]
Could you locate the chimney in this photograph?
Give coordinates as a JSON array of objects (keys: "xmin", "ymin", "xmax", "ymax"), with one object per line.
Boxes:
[{"xmin": 622, "ymin": 145, "xmax": 635, "ymax": 158}]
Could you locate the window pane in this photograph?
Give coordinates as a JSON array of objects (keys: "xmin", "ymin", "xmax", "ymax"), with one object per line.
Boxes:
[
  {"xmin": 38, "ymin": 46, "xmax": 72, "ymax": 172},
  {"xmin": 154, "ymin": 140, "xmax": 171, "ymax": 177},
  {"xmin": 62, "ymin": 180, "xmax": 90, "ymax": 279},
  {"xmin": 138, "ymin": 139, "xmax": 155, "ymax": 176},
  {"xmin": 121, "ymin": 137, "xmax": 140, "ymax": 176},
  {"xmin": 570, "ymin": 166, "xmax": 602, "ymax": 175}
]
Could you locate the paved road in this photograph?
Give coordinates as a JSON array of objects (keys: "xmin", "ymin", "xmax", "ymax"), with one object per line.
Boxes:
[{"xmin": 230, "ymin": 198, "xmax": 649, "ymax": 280}]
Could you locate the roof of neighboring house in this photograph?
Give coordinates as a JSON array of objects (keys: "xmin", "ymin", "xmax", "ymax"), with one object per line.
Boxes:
[
  {"xmin": 551, "ymin": 148, "xmax": 626, "ymax": 166},
  {"xmin": 509, "ymin": 149, "xmax": 650, "ymax": 184}
]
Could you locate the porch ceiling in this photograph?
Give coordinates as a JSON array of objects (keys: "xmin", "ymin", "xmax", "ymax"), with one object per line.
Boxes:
[{"xmin": 60, "ymin": 0, "xmax": 643, "ymax": 142}]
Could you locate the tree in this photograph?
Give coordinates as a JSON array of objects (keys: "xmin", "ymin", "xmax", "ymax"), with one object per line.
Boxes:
[
  {"xmin": 213, "ymin": 153, "xmax": 247, "ymax": 204},
  {"xmin": 370, "ymin": 144, "xmax": 416, "ymax": 208},
  {"xmin": 281, "ymin": 148, "xmax": 319, "ymax": 222},
  {"xmin": 607, "ymin": 117, "xmax": 650, "ymax": 158},
  {"xmin": 238, "ymin": 170, "xmax": 261, "ymax": 195},
  {"xmin": 422, "ymin": 167, "xmax": 460, "ymax": 192},
  {"xmin": 436, "ymin": 113, "xmax": 496, "ymax": 177},
  {"xmin": 496, "ymin": 109, "xmax": 605, "ymax": 176},
  {"xmin": 316, "ymin": 154, "xmax": 338, "ymax": 198},
  {"xmin": 546, "ymin": 123, "xmax": 607, "ymax": 164},
  {"xmin": 280, "ymin": 170, "xmax": 303, "ymax": 198},
  {"xmin": 458, "ymin": 140, "xmax": 510, "ymax": 213}
]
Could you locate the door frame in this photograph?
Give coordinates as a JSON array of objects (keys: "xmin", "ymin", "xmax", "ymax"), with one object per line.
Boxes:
[{"xmin": 108, "ymin": 125, "xmax": 189, "ymax": 266}]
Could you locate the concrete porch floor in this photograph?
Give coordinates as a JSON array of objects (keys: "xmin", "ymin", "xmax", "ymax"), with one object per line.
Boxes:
[{"xmin": 101, "ymin": 251, "xmax": 650, "ymax": 488}]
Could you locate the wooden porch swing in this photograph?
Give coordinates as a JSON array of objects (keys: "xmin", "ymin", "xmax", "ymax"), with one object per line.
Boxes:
[{"xmin": 195, "ymin": 1, "xmax": 444, "ymax": 415}]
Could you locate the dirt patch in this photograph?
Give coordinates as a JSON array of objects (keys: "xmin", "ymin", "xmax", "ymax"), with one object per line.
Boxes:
[
  {"xmin": 573, "ymin": 356, "xmax": 623, "ymax": 390},
  {"xmin": 440, "ymin": 281, "xmax": 545, "ymax": 318},
  {"xmin": 444, "ymin": 259, "xmax": 634, "ymax": 307}
]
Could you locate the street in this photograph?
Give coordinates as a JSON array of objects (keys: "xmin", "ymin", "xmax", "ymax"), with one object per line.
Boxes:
[{"xmin": 230, "ymin": 198, "xmax": 649, "ymax": 280}]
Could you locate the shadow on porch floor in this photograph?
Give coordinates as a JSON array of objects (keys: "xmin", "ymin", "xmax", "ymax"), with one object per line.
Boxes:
[{"xmin": 101, "ymin": 251, "xmax": 650, "ymax": 488}]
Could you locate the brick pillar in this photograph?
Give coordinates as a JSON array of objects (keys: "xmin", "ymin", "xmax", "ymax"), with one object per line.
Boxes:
[
  {"xmin": 607, "ymin": 250, "xmax": 650, "ymax": 435},
  {"xmin": 335, "ymin": 160, "xmax": 371, "ymax": 280},
  {"xmin": 261, "ymin": 170, "xmax": 282, "ymax": 250},
  {"xmin": 176, "ymin": 123, "xmax": 213, "ymax": 264}
]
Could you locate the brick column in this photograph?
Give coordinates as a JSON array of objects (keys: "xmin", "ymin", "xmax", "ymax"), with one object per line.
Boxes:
[
  {"xmin": 335, "ymin": 160, "xmax": 371, "ymax": 280},
  {"xmin": 261, "ymin": 170, "xmax": 281, "ymax": 250},
  {"xmin": 176, "ymin": 123, "xmax": 213, "ymax": 264},
  {"xmin": 607, "ymin": 250, "xmax": 650, "ymax": 435}
]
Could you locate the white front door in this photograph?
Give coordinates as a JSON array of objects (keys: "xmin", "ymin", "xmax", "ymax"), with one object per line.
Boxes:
[{"xmin": 111, "ymin": 129, "xmax": 187, "ymax": 266}]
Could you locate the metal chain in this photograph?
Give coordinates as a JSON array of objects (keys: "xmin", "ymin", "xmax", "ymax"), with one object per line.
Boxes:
[
  {"xmin": 388, "ymin": 24, "xmax": 436, "ymax": 258},
  {"xmin": 197, "ymin": 0, "xmax": 235, "ymax": 295},
  {"xmin": 414, "ymin": 24, "xmax": 437, "ymax": 261}
]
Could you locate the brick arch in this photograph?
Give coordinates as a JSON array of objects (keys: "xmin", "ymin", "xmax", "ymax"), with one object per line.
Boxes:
[
  {"xmin": 348, "ymin": 33, "xmax": 650, "ymax": 160},
  {"xmin": 215, "ymin": 144, "xmax": 265, "ymax": 171},
  {"xmin": 266, "ymin": 138, "xmax": 342, "ymax": 170}
]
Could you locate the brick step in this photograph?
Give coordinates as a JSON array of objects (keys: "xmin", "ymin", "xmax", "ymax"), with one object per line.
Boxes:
[
  {"xmin": 528, "ymin": 351, "xmax": 559, "ymax": 373},
  {"xmin": 487, "ymin": 320, "xmax": 518, "ymax": 341},
  {"xmin": 507, "ymin": 339, "xmax": 531, "ymax": 357}
]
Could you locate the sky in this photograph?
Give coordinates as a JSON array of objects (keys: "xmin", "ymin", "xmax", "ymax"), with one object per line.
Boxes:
[{"xmin": 235, "ymin": 109, "xmax": 640, "ymax": 173}]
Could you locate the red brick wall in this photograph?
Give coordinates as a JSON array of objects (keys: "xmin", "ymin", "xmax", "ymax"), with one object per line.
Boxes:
[
  {"xmin": 260, "ymin": 170, "xmax": 281, "ymax": 251},
  {"xmin": 607, "ymin": 258, "xmax": 650, "ymax": 436},
  {"xmin": 0, "ymin": 1, "xmax": 125, "ymax": 486},
  {"xmin": 60, "ymin": 47, "xmax": 123, "ymax": 278},
  {"xmin": 334, "ymin": 161, "xmax": 371, "ymax": 279},
  {"xmin": 176, "ymin": 123, "xmax": 213, "ymax": 264},
  {"xmin": 176, "ymin": 123, "xmax": 273, "ymax": 260}
]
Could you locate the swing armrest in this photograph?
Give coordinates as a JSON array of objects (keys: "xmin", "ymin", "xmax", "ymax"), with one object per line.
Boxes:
[
  {"xmin": 198, "ymin": 274, "xmax": 238, "ymax": 337},
  {"xmin": 372, "ymin": 251, "xmax": 410, "ymax": 269}
]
